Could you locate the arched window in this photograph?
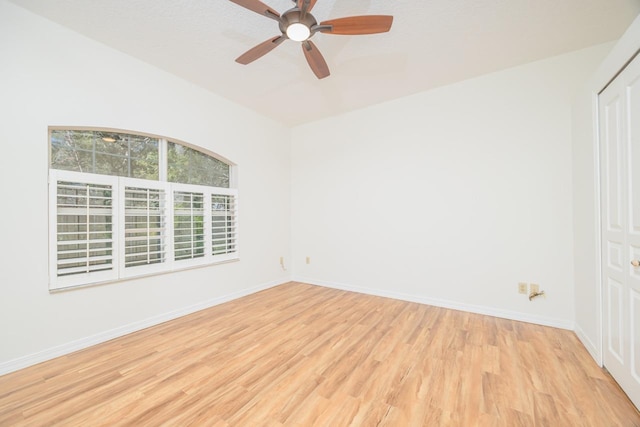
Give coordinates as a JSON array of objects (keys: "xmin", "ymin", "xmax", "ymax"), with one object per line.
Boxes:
[{"xmin": 48, "ymin": 128, "xmax": 238, "ymax": 291}]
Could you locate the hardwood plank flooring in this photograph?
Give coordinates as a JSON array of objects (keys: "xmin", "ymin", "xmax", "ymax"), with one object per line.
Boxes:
[{"xmin": 0, "ymin": 282, "xmax": 638, "ymax": 426}]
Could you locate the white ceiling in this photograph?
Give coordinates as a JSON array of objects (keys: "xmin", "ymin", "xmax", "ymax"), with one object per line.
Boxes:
[{"xmin": 8, "ymin": 0, "xmax": 640, "ymax": 126}]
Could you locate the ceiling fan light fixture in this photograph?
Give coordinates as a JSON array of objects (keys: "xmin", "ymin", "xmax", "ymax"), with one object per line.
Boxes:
[{"xmin": 286, "ymin": 23, "xmax": 310, "ymax": 41}]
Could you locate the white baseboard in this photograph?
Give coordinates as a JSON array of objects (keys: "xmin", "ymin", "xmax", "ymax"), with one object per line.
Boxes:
[
  {"xmin": 0, "ymin": 279, "xmax": 285, "ymax": 376},
  {"xmin": 575, "ymin": 323, "xmax": 602, "ymax": 366},
  {"xmin": 2, "ymin": 277, "xmax": 579, "ymax": 377},
  {"xmin": 294, "ymin": 276, "xmax": 574, "ymax": 330}
]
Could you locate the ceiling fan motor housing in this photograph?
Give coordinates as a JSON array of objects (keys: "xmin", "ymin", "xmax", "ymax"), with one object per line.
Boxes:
[{"xmin": 279, "ymin": 8, "xmax": 318, "ymax": 38}]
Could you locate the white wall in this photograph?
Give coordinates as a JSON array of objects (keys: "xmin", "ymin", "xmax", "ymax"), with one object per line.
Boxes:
[
  {"xmin": 1, "ymin": 0, "xmax": 635, "ymax": 376},
  {"xmin": 572, "ymin": 14, "xmax": 640, "ymax": 363},
  {"xmin": 291, "ymin": 44, "xmax": 612, "ymax": 328},
  {"xmin": 0, "ymin": 0, "xmax": 291, "ymax": 373}
]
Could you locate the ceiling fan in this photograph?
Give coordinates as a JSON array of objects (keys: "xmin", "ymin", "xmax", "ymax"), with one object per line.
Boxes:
[{"xmin": 229, "ymin": 0, "xmax": 393, "ymax": 79}]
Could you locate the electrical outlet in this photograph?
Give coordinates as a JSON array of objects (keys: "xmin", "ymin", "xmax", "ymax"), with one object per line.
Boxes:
[
  {"xmin": 306, "ymin": 256, "xmax": 310, "ymax": 264},
  {"xmin": 518, "ymin": 282, "xmax": 528, "ymax": 294},
  {"xmin": 530, "ymin": 283, "xmax": 540, "ymax": 294},
  {"xmin": 279, "ymin": 256, "xmax": 285, "ymax": 270}
]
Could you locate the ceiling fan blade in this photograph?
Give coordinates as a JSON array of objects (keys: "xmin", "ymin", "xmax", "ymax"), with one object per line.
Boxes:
[
  {"xmin": 296, "ymin": 0, "xmax": 318, "ymax": 13},
  {"xmin": 229, "ymin": 0, "xmax": 280, "ymax": 20},
  {"xmin": 236, "ymin": 36, "xmax": 285, "ymax": 65},
  {"xmin": 319, "ymin": 15, "xmax": 393, "ymax": 35},
  {"xmin": 302, "ymin": 40, "xmax": 330, "ymax": 79}
]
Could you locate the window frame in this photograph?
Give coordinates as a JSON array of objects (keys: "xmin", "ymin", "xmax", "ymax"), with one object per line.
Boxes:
[{"xmin": 48, "ymin": 128, "xmax": 238, "ymax": 292}]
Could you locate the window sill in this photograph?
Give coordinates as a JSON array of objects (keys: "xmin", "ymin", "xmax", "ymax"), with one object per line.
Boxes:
[{"xmin": 49, "ymin": 257, "xmax": 240, "ymax": 294}]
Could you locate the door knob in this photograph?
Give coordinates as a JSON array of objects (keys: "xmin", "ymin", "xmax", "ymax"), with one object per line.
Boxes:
[{"xmin": 632, "ymin": 260, "xmax": 640, "ymax": 267}]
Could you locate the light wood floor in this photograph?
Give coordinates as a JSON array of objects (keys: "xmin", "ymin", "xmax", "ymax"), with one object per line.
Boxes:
[{"xmin": 1, "ymin": 282, "xmax": 638, "ymax": 426}]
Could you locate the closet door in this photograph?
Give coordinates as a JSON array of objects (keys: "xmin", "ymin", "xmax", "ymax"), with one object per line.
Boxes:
[{"xmin": 600, "ymin": 53, "xmax": 640, "ymax": 410}]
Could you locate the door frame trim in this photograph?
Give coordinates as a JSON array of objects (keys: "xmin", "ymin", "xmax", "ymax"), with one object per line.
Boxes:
[
  {"xmin": 576, "ymin": 13, "xmax": 640, "ymax": 367},
  {"xmin": 592, "ymin": 18, "xmax": 640, "ymax": 366}
]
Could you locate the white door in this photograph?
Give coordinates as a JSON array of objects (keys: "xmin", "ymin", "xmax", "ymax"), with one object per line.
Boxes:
[{"xmin": 600, "ymin": 52, "xmax": 640, "ymax": 410}]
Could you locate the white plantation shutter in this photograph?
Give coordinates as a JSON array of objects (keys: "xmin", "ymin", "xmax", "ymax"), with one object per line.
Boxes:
[
  {"xmin": 49, "ymin": 171, "xmax": 238, "ymax": 290},
  {"xmin": 211, "ymin": 194, "xmax": 237, "ymax": 257},
  {"xmin": 120, "ymin": 179, "xmax": 168, "ymax": 276},
  {"xmin": 50, "ymin": 170, "xmax": 118, "ymax": 289},
  {"xmin": 173, "ymin": 190, "xmax": 206, "ymax": 261}
]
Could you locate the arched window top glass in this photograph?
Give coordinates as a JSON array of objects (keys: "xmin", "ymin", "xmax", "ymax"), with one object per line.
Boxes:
[
  {"xmin": 167, "ymin": 141, "xmax": 229, "ymax": 188},
  {"xmin": 50, "ymin": 129, "xmax": 231, "ymax": 188}
]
